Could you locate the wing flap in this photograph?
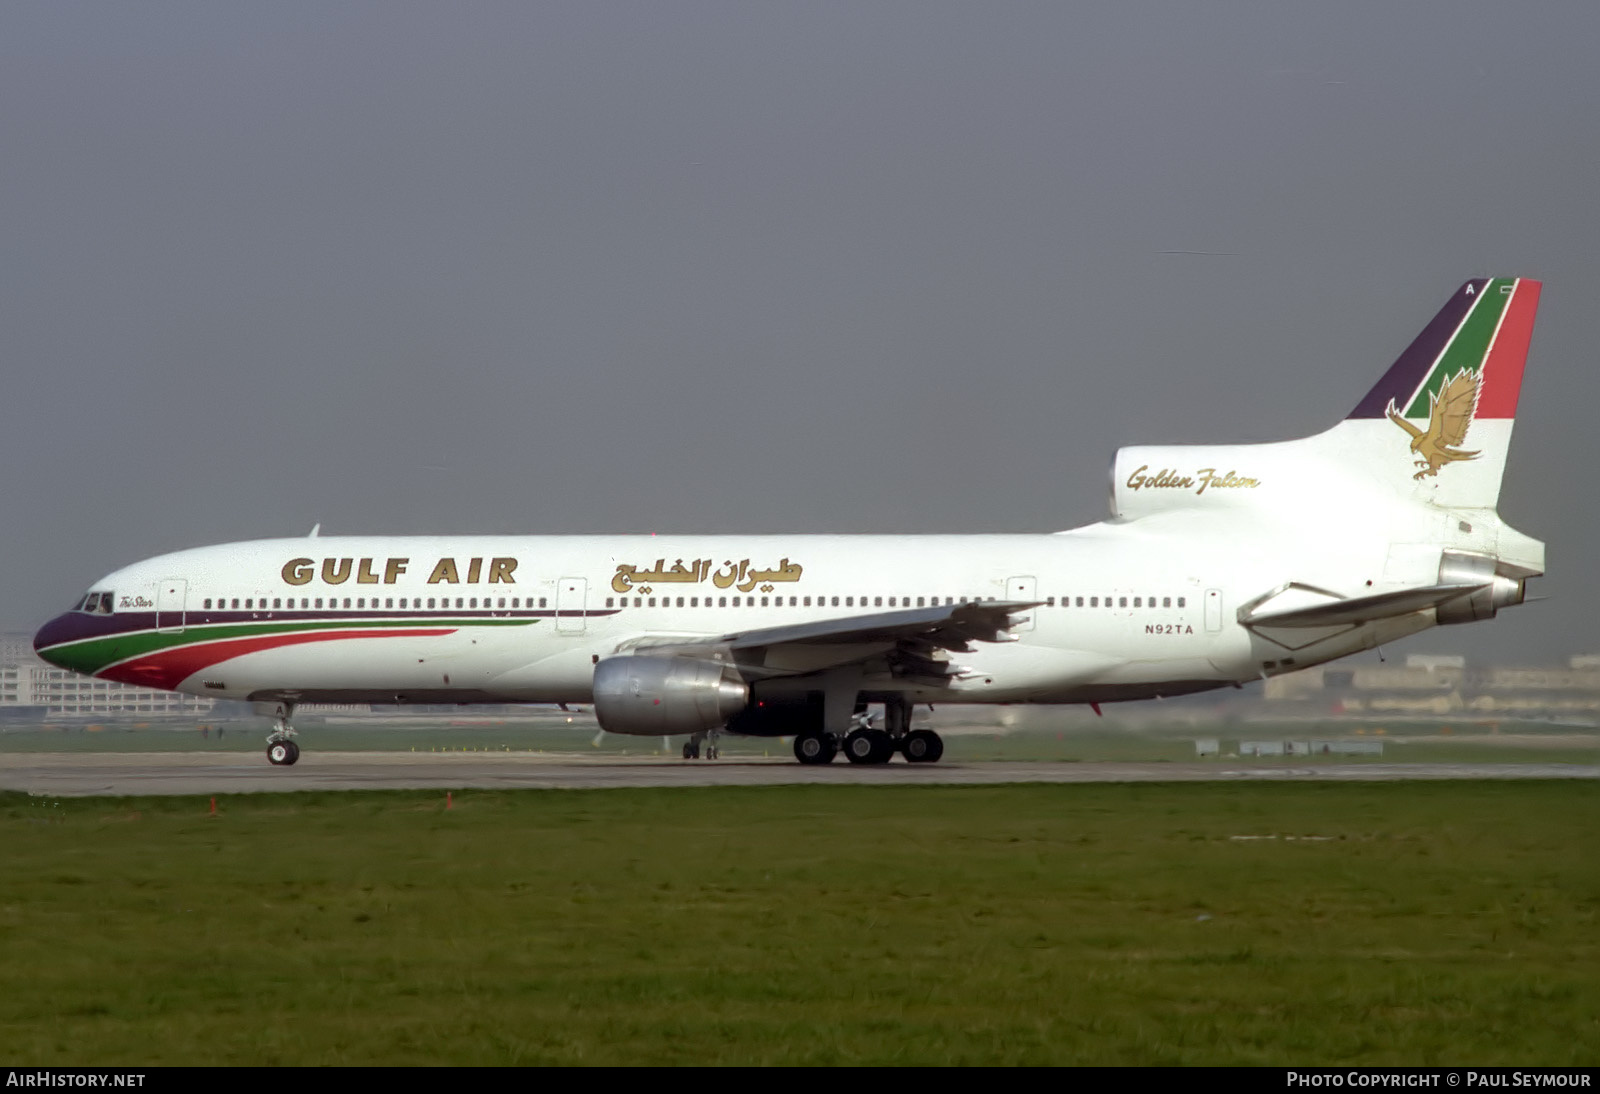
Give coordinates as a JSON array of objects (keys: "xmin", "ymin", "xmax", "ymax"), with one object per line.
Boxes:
[
  {"xmin": 718, "ymin": 600, "xmax": 1039, "ymax": 651},
  {"xmin": 618, "ymin": 601, "xmax": 1039, "ymax": 685}
]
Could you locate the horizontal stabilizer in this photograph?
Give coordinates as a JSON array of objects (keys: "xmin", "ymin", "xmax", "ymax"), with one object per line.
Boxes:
[{"xmin": 1240, "ymin": 583, "xmax": 1486, "ymax": 628}]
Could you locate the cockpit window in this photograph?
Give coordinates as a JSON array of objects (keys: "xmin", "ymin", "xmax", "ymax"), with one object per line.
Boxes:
[
  {"xmin": 97, "ymin": 592, "xmax": 114, "ymax": 614},
  {"xmin": 73, "ymin": 594, "xmax": 90, "ymax": 612},
  {"xmin": 78, "ymin": 592, "xmax": 114, "ymax": 614}
]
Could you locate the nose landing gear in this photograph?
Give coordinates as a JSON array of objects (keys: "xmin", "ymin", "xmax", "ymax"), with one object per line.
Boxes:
[{"xmin": 264, "ymin": 702, "xmax": 299, "ymax": 766}]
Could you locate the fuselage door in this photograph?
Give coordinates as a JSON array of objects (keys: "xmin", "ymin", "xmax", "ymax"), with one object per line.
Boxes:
[
  {"xmin": 1204, "ymin": 588, "xmax": 1223, "ymax": 634},
  {"xmin": 156, "ymin": 579, "xmax": 187, "ymax": 634},
  {"xmin": 1006, "ymin": 575, "xmax": 1037, "ymax": 631},
  {"xmin": 556, "ymin": 577, "xmax": 587, "ymax": 635}
]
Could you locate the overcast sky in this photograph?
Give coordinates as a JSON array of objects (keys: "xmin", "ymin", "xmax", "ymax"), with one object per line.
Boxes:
[{"xmin": 3, "ymin": 2, "xmax": 1595, "ymax": 666}]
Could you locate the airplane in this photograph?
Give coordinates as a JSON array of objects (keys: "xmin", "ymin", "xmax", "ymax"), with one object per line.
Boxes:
[{"xmin": 34, "ymin": 278, "xmax": 1545, "ymax": 767}]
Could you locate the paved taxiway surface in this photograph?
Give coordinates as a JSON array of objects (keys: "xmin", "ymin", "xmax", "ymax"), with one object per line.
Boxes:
[{"xmin": 1, "ymin": 751, "xmax": 1596, "ymax": 796}]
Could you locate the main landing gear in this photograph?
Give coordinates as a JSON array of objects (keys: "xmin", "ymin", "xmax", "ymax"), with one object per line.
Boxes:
[
  {"xmin": 901, "ymin": 728, "xmax": 944, "ymax": 763},
  {"xmin": 793, "ymin": 729, "xmax": 838, "ymax": 765},
  {"xmin": 265, "ymin": 702, "xmax": 299, "ymax": 766},
  {"xmin": 682, "ymin": 729, "xmax": 721, "ymax": 761},
  {"xmin": 794, "ymin": 698, "xmax": 945, "ymax": 765},
  {"xmin": 801, "ymin": 726, "xmax": 943, "ymax": 765},
  {"xmin": 843, "ymin": 726, "xmax": 895, "ymax": 764}
]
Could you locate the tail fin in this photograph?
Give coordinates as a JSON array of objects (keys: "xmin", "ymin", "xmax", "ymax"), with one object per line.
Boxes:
[
  {"xmin": 1107, "ymin": 279, "xmax": 1542, "ymax": 524},
  {"xmin": 1342, "ymin": 278, "xmax": 1541, "ymax": 510},
  {"xmin": 1349, "ymin": 278, "xmax": 1541, "ymax": 422}
]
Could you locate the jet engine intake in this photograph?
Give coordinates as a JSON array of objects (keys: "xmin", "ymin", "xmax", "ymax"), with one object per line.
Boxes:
[
  {"xmin": 1435, "ymin": 550, "xmax": 1526, "ymax": 626},
  {"xmin": 591, "ymin": 655, "xmax": 749, "ymax": 736}
]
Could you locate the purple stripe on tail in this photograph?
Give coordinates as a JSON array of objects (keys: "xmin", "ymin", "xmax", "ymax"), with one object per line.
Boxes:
[{"xmin": 1347, "ymin": 280, "xmax": 1488, "ymax": 419}]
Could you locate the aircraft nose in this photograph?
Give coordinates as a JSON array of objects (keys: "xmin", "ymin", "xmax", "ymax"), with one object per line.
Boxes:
[{"xmin": 33, "ymin": 614, "xmax": 78, "ymax": 666}]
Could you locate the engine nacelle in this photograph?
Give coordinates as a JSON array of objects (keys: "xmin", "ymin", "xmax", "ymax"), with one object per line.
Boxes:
[
  {"xmin": 591, "ymin": 655, "xmax": 749, "ymax": 737},
  {"xmin": 1436, "ymin": 550, "xmax": 1526, "ymax": 625}
]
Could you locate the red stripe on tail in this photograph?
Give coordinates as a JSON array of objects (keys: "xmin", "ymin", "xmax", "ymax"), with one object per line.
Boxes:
[{"xmin": 1476, "ymin": 279, "xmax": 1542, "ymax": 419}]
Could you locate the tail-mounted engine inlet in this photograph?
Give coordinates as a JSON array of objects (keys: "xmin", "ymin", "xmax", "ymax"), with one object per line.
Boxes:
[{"xmin": 1436, "ymin": 550, "xmax": 1526, "ymax": 625}]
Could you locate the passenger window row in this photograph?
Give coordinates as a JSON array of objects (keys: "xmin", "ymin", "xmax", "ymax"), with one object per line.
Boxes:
[
  {"xmin": 605, "ymin": 594, "xmax": 997, "ymax": 609},
  {"xmin": 179, "ymin": 591, "xmax": 1188, "ymax": 613},
  {"xmin": 199, "ymin": 596, "xmax": 550, "ymax": 611},
  {"xmin": 602, "ymin": 593, "xmax": 1189, "ymax": 610},
  {"xmin": 1045, "ymin": 595, "xmax": 1187, "ymax": 609}
]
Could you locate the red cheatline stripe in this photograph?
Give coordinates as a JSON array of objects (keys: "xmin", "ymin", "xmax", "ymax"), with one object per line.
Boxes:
[
  {"xmin": 1476, "ymin": 280, "xmax": 1542, "ymax": 419},
  {"xmin": 98, "ymin": 628, "xmax": 455, "ymax": 691}
]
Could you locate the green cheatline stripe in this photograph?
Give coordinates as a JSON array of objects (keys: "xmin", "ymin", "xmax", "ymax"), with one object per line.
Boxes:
[
  {"xmin": 1404, "ymin": 277, "xmax": 1514, "ymax": 416},
  {"xmin": 42, "ymin": 617, "xmax": 538, "ymax": 677}
]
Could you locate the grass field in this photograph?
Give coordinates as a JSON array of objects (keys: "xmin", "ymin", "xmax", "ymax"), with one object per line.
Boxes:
[{"xmin": 1, "ymin": 781, "xmax": 1596, "ymax": 1065}]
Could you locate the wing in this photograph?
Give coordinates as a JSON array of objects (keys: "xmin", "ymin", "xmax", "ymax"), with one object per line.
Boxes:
[
  {"xmin": 625, "ymin": 600, "xmax": 1038, "ymax": 685},
  {"xmin": 1433, "ymin": 370, "xmax": 1481, "ymax": 448}
]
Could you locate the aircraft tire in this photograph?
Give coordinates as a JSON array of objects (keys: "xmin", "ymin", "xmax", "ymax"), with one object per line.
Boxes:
[
  {"xmin": 843, "ymin": 728, "xmax": 876, "ymax": 764},
  {"xmin": 904, "ymin": 729, "xmax": 943, "ymax": 764},
  {"xmin": 845, "ymin": 728, "xmax": 895, "ymax": 764},
  {"xmin": 267, "ymin": 740, "xmax": 298, "ymax": 766},
  {"xmin": 902, "ymin": 729, "xmax": 934, "ymax": 764},
  {"xmin": 794, "ymin": 731, "xmax": 836, "ymax": 765},
  {"xmin": 867, "ymin": 729, "xmax": 895, "ymax": 764}
]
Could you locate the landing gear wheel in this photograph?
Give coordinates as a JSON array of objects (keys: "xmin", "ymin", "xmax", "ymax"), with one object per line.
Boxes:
[
  {"xmin": 903, "ymin": 729, "xmax": 944, "ymax": 763},
  {"xmin": 869, "ymin": 729, "xmax": 894, "ymax": 763},
  {"xmin": 263, "ymin": 701, "xmax": 299, "ymax": 767},
  {"xmin": 794, "ymin": 730, "xmax": 837, "ymax": 765},
  {"xmin": 683, "ymin": 741, "xmax": 702, "ymax": 760},
  {"xmin": 844, "ymin": 729, "xmax": 874, "ymax": 764},
  {"xmin": 706, "ymin": 746, "xmax": 720, "ymax": 760},
  {"xmin": 845, "ymin": 728, "xmax": 894, "ymax": 764}
]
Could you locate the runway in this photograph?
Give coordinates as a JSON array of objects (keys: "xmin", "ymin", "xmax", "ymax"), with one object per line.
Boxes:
[{"xmin": 2, "ymin": 751, "xmax": 1597, "ymax": 796}]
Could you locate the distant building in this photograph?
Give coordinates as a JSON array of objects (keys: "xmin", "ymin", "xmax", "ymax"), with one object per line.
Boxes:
[
  {"xmin": 1404, "ymin": 654, "xmax": 1466, "ymax": 671},
  {"xmin": 1258, "ymin": 650, "xmax": 1600, "ymax": 722},
  {"xmin": 1261, "ymin": 665, "xmax": 1326, "ymax": 701}
]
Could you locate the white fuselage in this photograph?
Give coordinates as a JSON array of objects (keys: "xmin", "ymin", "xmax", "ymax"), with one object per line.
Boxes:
[
  {"xmin": 65, "ymin": 509, "xmax": 1450, "ymax": 710},
  {"xmin": 32, "ymin": 278, "xmax": 1549, "ymax": 758}
]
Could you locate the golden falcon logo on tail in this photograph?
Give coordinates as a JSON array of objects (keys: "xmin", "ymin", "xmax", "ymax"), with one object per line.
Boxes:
[{"xmin": 1385, "ymin": 369, "xmax": 1482, "ymax": 479}]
